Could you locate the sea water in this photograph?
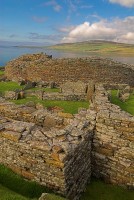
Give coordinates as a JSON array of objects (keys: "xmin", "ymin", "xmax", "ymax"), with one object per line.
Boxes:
[{"xmin": 0, "ymin": 46, "xmax": 134, "ymax": 66}]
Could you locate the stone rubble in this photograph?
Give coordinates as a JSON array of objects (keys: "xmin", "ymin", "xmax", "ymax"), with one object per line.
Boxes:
[{"xmin": 5, "ymin": 53, "xmax": 134, "ymax": 86}]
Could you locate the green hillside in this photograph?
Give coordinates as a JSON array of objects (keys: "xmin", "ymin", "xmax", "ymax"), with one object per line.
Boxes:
[{"xmin": 49, "ymin": 41, "xmax": 134, "ymax": 55}]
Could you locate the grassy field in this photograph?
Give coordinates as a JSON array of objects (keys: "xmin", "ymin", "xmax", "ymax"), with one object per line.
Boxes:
[
  {"xmin": 111, "ymin": 90, "xmax": 134, "ymax": 116},
  {"xmin": 0, "ymin": 81, "xmax": 23, "ymax": 93},
  {"xmin": 11, "ymin": 96, "xmax": 89, "ymax": 114},
  {"xmin": 49, "ymin": 41, "xmax": 134, "ymax": 55},
  {"xmin": 0, "ymin": 164, "xmax": 134, "ymax": 200}
]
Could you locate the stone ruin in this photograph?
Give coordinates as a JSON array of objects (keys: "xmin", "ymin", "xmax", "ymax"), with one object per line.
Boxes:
[
  {"xmin": 3, "ymin": 80, "xmax": 95, "ymax": 102},
  {"xmin": 118, "ymin": 85, "xmax": 131, "ymax": 102},
  {"xmin": 0, "ymin": 53, "xmax": 134, "ymax": 199},
  {"xmin": 0, "ymin": 83, "xmax": 134, "ymax": 200},
  {"xmin": 5, "ymin": 53, "xmax": 134, "ymax": 86}
]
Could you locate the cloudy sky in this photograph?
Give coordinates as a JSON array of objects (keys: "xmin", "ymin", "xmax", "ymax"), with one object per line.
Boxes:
[{"xmin": 0, "ymin": 0, "xmax": 134, "ymax": 45}]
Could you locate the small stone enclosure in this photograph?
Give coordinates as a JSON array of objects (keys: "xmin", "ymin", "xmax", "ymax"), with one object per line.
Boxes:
[
  {"xmin": 0, "ymin": 54, "xmax": 134, "ymax": 199},
  {"xmin": 0, "ymin": 84, "xmax": 134, "ymax": 199}
]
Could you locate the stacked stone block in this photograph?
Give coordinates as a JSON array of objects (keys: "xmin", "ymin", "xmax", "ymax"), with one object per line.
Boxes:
[
  {"xmin": 0, "ymin": 99, "xmax": 92, "ymax": 200},
  {"xmin": 91, "ymin": 85, "xmax": 134, "ymax": 188},
  {"xmin": 5, "ymin": 53, "xmax": 134, "ymax": 86}
]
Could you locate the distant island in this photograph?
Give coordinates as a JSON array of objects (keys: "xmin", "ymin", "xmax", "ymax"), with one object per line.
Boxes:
[
  {"xmin": 48, "ymin": 40, "xmax": 134, "ymax": 55},
  {"xmin": 11, "ymin": 40, "xmax": 134, "ymax": 56}
]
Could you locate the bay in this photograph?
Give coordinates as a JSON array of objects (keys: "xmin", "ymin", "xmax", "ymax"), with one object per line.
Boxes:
[{"xmin": 0, "ymin": 46, "xmax": 134, "ymax": 67}]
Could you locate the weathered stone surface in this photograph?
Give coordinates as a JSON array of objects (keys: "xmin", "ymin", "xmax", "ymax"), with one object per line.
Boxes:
[
  {"xmin": 0, "ymin": 130, "xmax": 22, "ymax": 142},
  {"xmin": 5, "ymin": 91, "xmax": 18, "ymax": 100},
  {"xmin": 5, "ymin": 53, "xmax": 134, "ymax": 86},
  {"xmin": 0, "ymin": 99, "xmax": 92, "ymax": 199},
  {"xmin": 0, "ymin": 82, "xmax": 134, "ymax": 199},
  {"xmin": 92, "ymin": 84, "xmax": 134, "ymax": 188}
]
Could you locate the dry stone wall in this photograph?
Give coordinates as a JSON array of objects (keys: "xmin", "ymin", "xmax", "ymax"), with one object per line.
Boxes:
[
  {"xmin": 5, "ymin": 53, "xmax": 134, "ymax": 86},
  {"xmin": 0, "ymin": 83, "xmax": 134, "ymax": 199},
  {"xmin": 91, "ymin": 85, "xmax": 134, "ymax": 188},
  {"xmin": 0, "ymin": 98, "xmax": 92, "ymax": 200}
]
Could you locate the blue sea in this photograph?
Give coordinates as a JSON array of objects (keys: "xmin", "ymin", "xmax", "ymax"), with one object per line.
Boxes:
[{"xmin": 0, "ymin": 46, "xmax": 134, "ymax": 66}]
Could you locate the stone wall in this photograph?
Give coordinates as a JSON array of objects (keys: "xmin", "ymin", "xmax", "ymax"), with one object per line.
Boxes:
[
  {"xmin": 0, "ymin": 99, "xmax": 92, "ymax": 200},
  {"xmin": 0, "ymin": 82, "xmax": 134, "ymax": 199},
  {"xmin": 91, "ymin": 85, "xmax": 134, "ymax": 188},
  {"xmin": 24, "ymin": 90, "xmax": 86, "ymax": 101},
  {"xmin": 5, "ymin": 53, "xmax": 134, "ymax": 86}
]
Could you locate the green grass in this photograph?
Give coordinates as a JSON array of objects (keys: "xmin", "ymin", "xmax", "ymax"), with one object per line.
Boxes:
[
  {"xmin": 0, "ymin": 184, "xmax": 64, "ymax": 200},
  {"xmin": 111, "ymin": 90, "xmax": 134, "ymax": 116},
  {"xmin": 0, "ymin": 81, "xmax": 23, "ymax": 93},
  {"xmin": 0, "ymin": 165, "xmax": 51, "ymax": 199},
  {"xmin": 0, "ymin": 184, "xmax": 36, "ymax": 200},
  {"xmin": 49, "ymin": 41, "xmax": 134, "ymax": 55},
  {"xmin": 27, "ymin": 87, "xmax": 60, "ymax": 93},
  {"xmin": 0, "ymin": 165, "xmax": 133, "ymax": 200},
  {"xmin": 81, "ymin": 178, "xmax": 134, "ymax": 200},
  {"xmin": 11, "ymin": 96, "xmax": 89, "ymax": 114},
  {"xmin": 0, "ymin": 70, "xmax": 5, "ymax": 76}
]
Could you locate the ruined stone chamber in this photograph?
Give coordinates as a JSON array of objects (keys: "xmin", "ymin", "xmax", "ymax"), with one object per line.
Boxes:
[
  {"xmin": 0, "ymin": 99, "xmax": 93, "ymax": 200},
  {"xmin": 1, "ymin": 53, "xmax": 134, "ymax": 199}
]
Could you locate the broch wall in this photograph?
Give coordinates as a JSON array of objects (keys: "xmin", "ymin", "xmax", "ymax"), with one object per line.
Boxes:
[
  {"xmin": 0, "ymin": 84, "xmax": 134, "ymax": 199},
  {"xmin": 5, "ymin": 53, "xmax": 134, "ymax": 86},
  {"xmin": 0, "ymin": 53, "xmax": 134, "ymax": 199}
]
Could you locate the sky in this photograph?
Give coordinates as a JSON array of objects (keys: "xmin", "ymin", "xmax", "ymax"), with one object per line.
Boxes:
[{"xmin": 0, "ymin": 0, "xmax": 134, "ymax": 46}]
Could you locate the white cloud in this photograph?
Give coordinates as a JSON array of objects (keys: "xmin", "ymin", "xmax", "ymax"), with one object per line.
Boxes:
[
  {"xmin": 62, "ymin": 21, "xmax": 116, "ymax": 43},
  {"xmin": 43, "ymin": 0, "xmax": 62, "ymax": 12},
  {"xmin": 120, "ymin": 32, "xmax": 134, "ymax": 42},
  {"xmin": 109, "ymin": 0, "xmax": 134, "ymax": 7},
  {"xmin": 61, "ymin": 17, "xmax": 134, "ymax": 44}
]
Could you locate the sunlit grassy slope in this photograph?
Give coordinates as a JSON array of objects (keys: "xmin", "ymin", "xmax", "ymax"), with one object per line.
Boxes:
[{"xmin": 49, "ymin": 41, "xmax": 134, "ymax": 55}]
